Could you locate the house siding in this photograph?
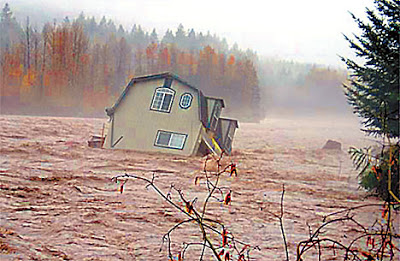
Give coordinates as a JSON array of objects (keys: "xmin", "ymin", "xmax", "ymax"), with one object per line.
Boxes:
[{"xmin": 105, "ymin": 78, "xmax": 202, "ymax": 156}]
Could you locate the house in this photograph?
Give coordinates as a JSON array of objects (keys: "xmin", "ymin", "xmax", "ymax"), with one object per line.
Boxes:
[{"xmin": 103, "ymin": 72, "xmax": 238, "ymax": 156}]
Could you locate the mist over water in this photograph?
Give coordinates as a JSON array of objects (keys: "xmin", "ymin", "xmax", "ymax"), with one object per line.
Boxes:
[{"xmin": 1, "ymin": 0, "xmax": 361, "ymax": 121}]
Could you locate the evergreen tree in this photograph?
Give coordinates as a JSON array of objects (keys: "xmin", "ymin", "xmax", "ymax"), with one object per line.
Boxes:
[
  {"xmin": 1, "ymin": 3, "xmax": 11, "ymax": 21},
  {"xmin": 150, "ymin": 28, "xmax": 158, "ymax": 44},
  {"xmin": 130, "ymin": 24, "xmax": 137, "ymax": 35},
  {"xmin": 106, "ymin": 19, "xmax": 116, "ymax": 33},
  {"xmin": 0, "ymin": 3, "xmax": 23, "ymax": 49},
  {"xmin": 117, "ymin": 24, "xmax": 125, "ymax": 37},
  {"xmin": 341, "ymin": 0, "xmax": 399, "ymax": 138},
  {"xmin": 76, "ymin": 12, "xmax": 85, "ymax": 24},
  {"xmin": 87, "ymin": 17, "xmax": 97, "ymax": 38},
  {"xmin": 99, "ymin": 16, "xmax": 107, "ymax": 27},
  {"xmin": 0, "ymin": 10, "xmax": 265, "ymax": 120},
  {"xmin": 175, "ymin": 23, "xmax": 186, "ymax": 48},
  {"xmin": 132, "ymin": 25, "xmax": 147, "ymax": 49},
  {"xmin": 187, "ymin": 28, "xmax": 198, "ymax": 50},
  {"xmin": 161, "ymin": 29, "xmax": 174, "ymax": 45},
  {"xmin": 63, "ymin": 16, "xmax": 70, "ymax": 25},
  {"xmin": 343, "ymin": 0, "xmax": 399, "ymax": 201}
]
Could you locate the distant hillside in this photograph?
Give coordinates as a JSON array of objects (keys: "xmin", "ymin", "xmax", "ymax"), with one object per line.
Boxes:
[
  {"xmin": 257, "ymin": 58, "xmax": 351, "ymax": 117},
  {"xmin": 1, "ymin": 0, "xmax": 61, "ymax": 27},
  {"xmin": 0, "ymin": 3, "xmax": 262, "ymax": 121},
  {"xmin": 1, "ymin": 2, "xmax": 351, "ymax": 120}
]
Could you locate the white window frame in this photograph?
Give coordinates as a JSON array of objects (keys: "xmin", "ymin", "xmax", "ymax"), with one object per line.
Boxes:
[
  {"xmin": 150, "ymin": 87, "xmax": 175, "ymax": 113},
  {"xmin": 225, "ymin": 131, "xmax": 233, "ymax": 151},
  {"xmin": 210, "ymin": 103, "xmax": 220, "ymax": 130},
  {"xmin": 224, "ymin": 122, "xmax": 235, "ymax": 152},
  {"xmin": 155, "ymin": 130, "xmax": 187, "ymax": 150},
  {"xmin": 179, "ymin": 93, "xmax": 193, "ymax": 109}
]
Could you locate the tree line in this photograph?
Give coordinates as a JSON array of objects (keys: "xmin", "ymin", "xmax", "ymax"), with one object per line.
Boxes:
[
  {"xmin": 0, "ymin": 3, "xmax": 261, "ymax": 121},
  {"xmin": 257, "ymin": 58, "xmax": 350, "ymax": 116}
]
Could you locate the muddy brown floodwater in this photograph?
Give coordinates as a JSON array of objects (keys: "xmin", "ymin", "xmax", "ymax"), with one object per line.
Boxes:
[{"xmin": 0, "ymin": 115, "xmax": 397, "ymax": 260}]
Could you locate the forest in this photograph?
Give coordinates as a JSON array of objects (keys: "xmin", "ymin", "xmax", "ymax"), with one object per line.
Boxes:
[{"xmin": 0, "ymin": 3, "xmax": 349, "ymax": 121}]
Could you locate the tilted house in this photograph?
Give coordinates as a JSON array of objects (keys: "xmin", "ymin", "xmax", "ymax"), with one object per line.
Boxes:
[{"xmin": 104, "ymin": 72, "xmax": 238, "ymax": 156}]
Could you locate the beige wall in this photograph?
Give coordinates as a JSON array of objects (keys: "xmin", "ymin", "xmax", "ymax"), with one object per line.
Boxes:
[{"xmin": 104, "ymin": 78, "xmax": 202, "ymax": 156}]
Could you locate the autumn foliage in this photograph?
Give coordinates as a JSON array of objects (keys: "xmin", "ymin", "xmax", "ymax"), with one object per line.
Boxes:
[{"xmin": 0, "ymin": 6, "xmax": 261, "ymax": 121}]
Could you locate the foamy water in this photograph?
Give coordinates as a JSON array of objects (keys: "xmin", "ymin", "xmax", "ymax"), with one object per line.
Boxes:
[{"xmin": 0, "ymin": 115, "xmax": 396, "ymax": 260}]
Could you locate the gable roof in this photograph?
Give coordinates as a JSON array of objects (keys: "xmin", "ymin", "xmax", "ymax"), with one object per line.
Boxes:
[
  {"xmin": 106, "ymin": 72, "xmax": 202, "ymax": 116},
  {"xmin": 105, "ymin": 72, "xmax": 236, "ymax": 132},
  {"xmin": 205, "ymin": 96, "xmax": 225, "ymax": 108},
  {"xmin": 219, "ymin": 117, "xmax": 239, "ymax": 129}
]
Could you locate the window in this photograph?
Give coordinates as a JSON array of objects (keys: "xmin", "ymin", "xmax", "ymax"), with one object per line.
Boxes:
[
  {"xmin": 151, "ymin": 87, "xmax": 175, "ymax": 113},
  {"xmin": 179, "ymin": 93, "xmax": 193, "ymax": 109},
  {"xmin": 155, "ymin": 130, "xmax": 187, "ymax": 150},
  {"xmin": 225, "ymin": 131, "xmax": 233, "ymax": 152},
  {"xmin": 225, "ymin": 123, "xmax": 235, "ymax": 152},
  {"xmin": 210, "ymin": 103, "xmax": 220, "ymax": 130},
  {"xmin": 225, "ymin": 136, "xmax": 232, "ymax": 152}
]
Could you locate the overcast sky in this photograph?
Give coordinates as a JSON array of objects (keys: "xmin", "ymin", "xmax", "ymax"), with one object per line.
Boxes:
[{"xmin": 5, "ymin": 0, "xmax": 374, "ymax": 68}]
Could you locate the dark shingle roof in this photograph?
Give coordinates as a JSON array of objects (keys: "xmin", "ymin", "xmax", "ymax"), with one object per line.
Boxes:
[
  {"xmin": 205, "ymin": 96, "xmax": 225, "ymax": 108},
  {"xmin": 106, "ymin": 72, "xmax": 202, "ymax": 116},
  {"xmin": 219, "ymin": 117, "xmax": 239, "ymax": 128},
  {"xmin": 105, "ymin": 72, "xmax": 235, "ymax": 130}
]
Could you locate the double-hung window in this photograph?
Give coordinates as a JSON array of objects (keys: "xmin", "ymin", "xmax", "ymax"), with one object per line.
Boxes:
[
  {"xmin": 225, "ymin": 129, "xmax": 234, "ymax": 152},
  {"xmin": 210, "ymin": 103, "xmax": 221, "ymax": 131},
  {"xmin": 151, "ymin": 87, "xmax": 175, "ymax": 113},
  {"xmin": 155, "ymin": 130, "xmax": 187, "ymax": 150}
]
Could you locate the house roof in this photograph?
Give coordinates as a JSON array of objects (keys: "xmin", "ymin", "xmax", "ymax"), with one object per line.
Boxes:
[
  {"xmin": 205, "ymin": 96, "xmax": 225, "ymax": 108},
  {"xmin": 106, "ymin": 72, "xmax": 203, "ymax": 116},
  {"xmin": 219, "ymin": 117, "xmax": 239, "ymax": 129},
  {"xmin": 127, "ymin": 72, "xmax": 200, "ymax": 90},
  {"xmin": 105, "ymin": 72, "xmax": 237, "ymax": 131}
]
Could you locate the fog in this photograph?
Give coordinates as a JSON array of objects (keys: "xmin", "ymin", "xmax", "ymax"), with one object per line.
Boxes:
[
  {"xmin": 5, "ymin": 0, "xmax": 373, "ymax": 68},
  {"xmin": 1, "ymin": 0, "xmax": 375, "ymax": 120}
]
